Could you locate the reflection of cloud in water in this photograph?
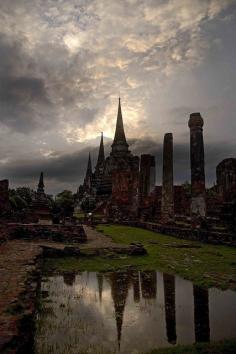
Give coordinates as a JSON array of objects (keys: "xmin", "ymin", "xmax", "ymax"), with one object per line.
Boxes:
[{"xmin": 35, "ymin": 270, "xmax": 236, "ymax": 354}]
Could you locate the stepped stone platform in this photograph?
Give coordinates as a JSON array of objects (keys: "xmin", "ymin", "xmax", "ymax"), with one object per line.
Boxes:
[{"xmin": 0, "ymin": 223, "xmax": 87, "ymax": 244}]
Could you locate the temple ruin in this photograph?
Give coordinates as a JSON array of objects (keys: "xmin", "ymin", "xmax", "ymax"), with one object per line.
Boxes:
[
  {"xmin": 77, "ymin": 99, "xmax": 235, "ymax": 233},
  {"xmin": 0, "ymin": 98, "xmax": 235, "ymax": 234},
  {"xmin": 32, "ymin": 172, "xmax": 52, "ymax": 224}
]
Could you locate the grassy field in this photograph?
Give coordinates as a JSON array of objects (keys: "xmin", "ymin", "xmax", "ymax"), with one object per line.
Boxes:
[
  {"xmin": 95, "ymin": 224, "xmax": 236, "ymax": 290},
  {"xmin": 43, "ymin": 224, "xmax": 236, "ymax": 290}
]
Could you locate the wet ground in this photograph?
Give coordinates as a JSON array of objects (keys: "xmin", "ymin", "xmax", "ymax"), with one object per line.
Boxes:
[{"xmin": 35, "ymin": 270, "xmax": 236, "ymax": 354}]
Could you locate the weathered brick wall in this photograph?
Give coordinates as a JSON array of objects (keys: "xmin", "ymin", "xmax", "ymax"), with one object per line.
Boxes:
[
  {"xmin": 0, "ymin": 223, "xmax": 87, "ymax": 244},
  {"xmin": 139, "ymin": 185, "xmax": 191, "ymax": 221},
  {"xmin": 0, "ymin": 179, "xmax": 10, "ymax": 215},
  {"xmin": 120, "ymin": 221, "xmax": 236, "ymax": 247},
  {"xmin": 174, "ymin": 186, "xmax": 191, "ymax": 216},
  {"xmin": 139, "ymin": 154, "xmax": 156, "ymax": 199},
  {"xmin": 216, "ymin": 158, "xmax": 236, "ymax": 202}
]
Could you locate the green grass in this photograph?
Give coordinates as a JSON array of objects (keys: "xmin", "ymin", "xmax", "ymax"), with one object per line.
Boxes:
[
  {"xmin": 95, "ymin": 225, "xmax": 236, "ymax": 290},
  {"xmin": 73, "ymin": 212, "xmax": 85, "ymax": 218},
  {"xmin": 146, "ymin": 339, "xmax": 236, "ymax": 354},
  {"xmin": 43, "ymin": 224, "xmax": 236, "ymax": 290}
]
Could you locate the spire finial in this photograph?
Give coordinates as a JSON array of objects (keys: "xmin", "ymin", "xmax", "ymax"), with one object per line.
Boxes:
[
  {"xmin": 111, "ymin": 97, "xmax": 129, "ymax": 155},
  {"xmin": 96, "ymin": 132, "xmax": 105, "ymax": 167},
  {"xmin": 37, "ymin": 171, "xmax": 45, "ymax": 194}
]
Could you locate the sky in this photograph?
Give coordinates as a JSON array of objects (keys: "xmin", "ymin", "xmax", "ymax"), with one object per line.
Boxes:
[{"xmin": 0, "ymin": 0, "xmax": 235, "ymax": 194}]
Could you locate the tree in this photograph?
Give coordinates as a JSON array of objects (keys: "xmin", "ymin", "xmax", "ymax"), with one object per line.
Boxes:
[
  {"xmin": 15, "ymin": 187, "xmax": 34, "ymax": 204},
  {"xmin": 9, "ymin": 187, "xmax": 34, "ymax": 211},
  {"xmin": 54, "ymin": 190, "xmax": 75, "ymax": 217}
]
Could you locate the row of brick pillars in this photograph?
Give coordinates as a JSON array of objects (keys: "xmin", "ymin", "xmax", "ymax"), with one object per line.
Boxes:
[{"xmin": 161, "ymin": 113, "xmax": 206, "ymax": 226}]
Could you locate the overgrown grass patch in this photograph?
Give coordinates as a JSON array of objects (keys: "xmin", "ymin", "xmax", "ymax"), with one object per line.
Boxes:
[{"xmin": 94, "ymin": 225, "xmax": 236, "ymax": 290}]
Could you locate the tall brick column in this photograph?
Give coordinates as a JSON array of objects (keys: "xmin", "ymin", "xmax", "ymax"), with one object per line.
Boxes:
[
  {"xmin": 139, "ymin": 154, "xmax": 156, "ymax": 199},
  {"xmin": 188, "ymin": 113, "xmax": 206, "ymax": 225},
  {"xmin": 161, "ymin": 133, "xmax": 174, "ymax": 223}
]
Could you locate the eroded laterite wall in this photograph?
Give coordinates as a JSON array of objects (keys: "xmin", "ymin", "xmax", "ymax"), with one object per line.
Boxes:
[{"xmin": 0, "ymin": 179, "xmax": 10, "ymax": 215}]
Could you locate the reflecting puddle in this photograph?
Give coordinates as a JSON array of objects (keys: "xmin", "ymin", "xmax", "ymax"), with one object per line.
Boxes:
[{"xmin": 35, "ymin": 270, "xmax": 236, "ymax": 354}]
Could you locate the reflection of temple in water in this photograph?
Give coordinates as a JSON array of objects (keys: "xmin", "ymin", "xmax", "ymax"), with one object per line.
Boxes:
[
  {"xmin": 193, "ymin": 285, "xmax": 210, "ymax": 342},
  {"xmin": 163, "ymin": 273, "xmax": 177, "ymax": 344},
  {"xmin": 36, "ymin": 269, "xmax": 236, "ymax": 354},
  {"xmin": 141, "ymin": 271, "xmax": 157, "ymax": 299},
  {"xmin": 109, "ymin": 271, "xmax": 130, "ymax": 350},
  {"xmin": 63, "ymin": 272, "xmax": 76, "ymax": 286},
  {"xmin": 131, "ymin": 271, "xmax": 140, "ymax": 302},
  {"xmin": 96, "ymin": 273, "xmax": 103, "ymax": 303},
  {"xmin": 94, "ymin": 271, "xmax": 216, "ymax": 351}
]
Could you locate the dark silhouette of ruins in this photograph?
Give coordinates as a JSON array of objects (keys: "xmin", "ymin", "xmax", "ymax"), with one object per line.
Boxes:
[
  {"xmin": 77, "ymin": 99, "xmax": 236, "ymax": 234},
  {"xmin": 0, "ymin": 98, "xmax": 235, "ymax": 235},
  {"xmin": 31, "ymin": 172, "xmax": 52, "ymax": 224}
]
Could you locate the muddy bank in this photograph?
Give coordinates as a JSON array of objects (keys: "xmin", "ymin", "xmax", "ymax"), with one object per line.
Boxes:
[{"xmin": 0, "ymin": 241, "xmax": 43, "ymax": 354}]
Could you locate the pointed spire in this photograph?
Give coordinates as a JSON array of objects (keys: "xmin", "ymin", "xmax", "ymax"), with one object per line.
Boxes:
[
  {"xmin": 85, "ymin": 152, "xmax": 92, "ymax": 179},
  {"xmin": 111, "ymin": 98, "xmax": 129, "ymax": 155},
  {"xmin": 37, "ymin": 172, "xmax": 45, "ymax": 194},
  {"xmin": 96, "ymin": 132, "xmax": 105, "ymax": 167},
  {"xmin": 84, "ymin": 152, "xmax": 93, "ymax": 189}
]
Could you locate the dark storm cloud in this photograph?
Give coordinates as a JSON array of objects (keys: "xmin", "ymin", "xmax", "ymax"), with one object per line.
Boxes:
[
  {"xmin": 0, "ymin": 33, "xmax": 53, "ymax": 132},
  {"xmin": 0, "ymin": 76, "xmax": 50, "ymax": 132},
  {"xmin": 0, "ymin": 33, "xmax": 29, "ymax": 76},
  {"xmin": 0, "ymin": 28, "xmax": 97, "ymax": 134},
  {"xmin": 0, "ymin": 77, "xmax": 48, "ymax": 103},
  {"xmin": 3, "ymin": 149, "xmax": 91, "ymax": 185}
]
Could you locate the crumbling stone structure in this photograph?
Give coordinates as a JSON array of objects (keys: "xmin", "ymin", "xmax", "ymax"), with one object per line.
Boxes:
[
  {"xmin": 216, "ymin": 158, "xmax": 236, "ymax": 202},
  {"xmin": 32, "ymin": 172, "xmax": 52, "ymax": 224},
  {"xmin": 188, "ymin": 113, "xmax": 206, "ymax": 226},
  {"xmin": 161, "ymin": 133, "xmax": 174, "ymax": 223},
  {"xmin": 106, "ymin": 98, "xmax": 139, "ymax": 219},
  {"xmin": 174, "ymin": 185, "xmax": 191, "ymax": 217},
  {"xmin": 0, "ymin": 179, "xmax": 10, "ymax": 216},
  {"xmin": 139, "ymin": 154, "xmax": 155, "ymax": 200},
  {"xmin": 138, "ymin": 154, "xmax": 156, "ymax": 220},
  {"xmin": 77, "ymin": 102, "xmax": 235, "ymax": 232},
  {"xmin": 94, "ymin": 132, "xmax": 106, "ymax": 197},
  {"xmin": 215, "ymin": 158, "xmax": 236, "ymax": 231},
  {"xmin": 78, "ymin": 98, "xmax": 140, "ymax": 220}
]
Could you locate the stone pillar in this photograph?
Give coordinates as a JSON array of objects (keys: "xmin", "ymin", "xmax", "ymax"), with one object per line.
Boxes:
[
  {"xmin": 188, "ymin": 113, "xmax": 206, "ymax": 225},
  {"xmin": 139, "ymin": 154, "xmax": 156, "ymax": 199},
  {"xmin": 161, "ymin": 133, "xmax": 174, "ymax": 223}
]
